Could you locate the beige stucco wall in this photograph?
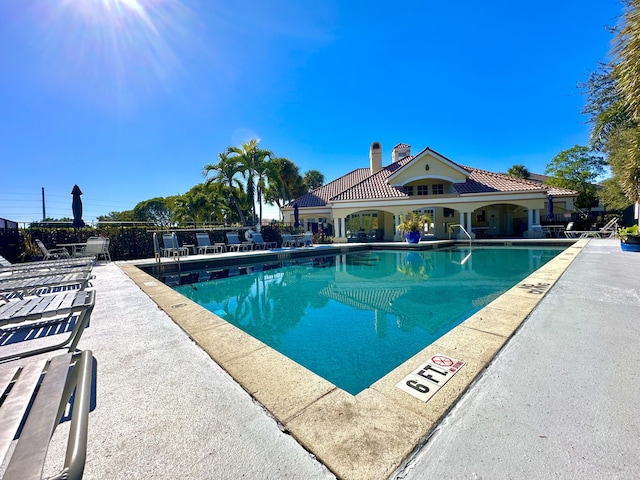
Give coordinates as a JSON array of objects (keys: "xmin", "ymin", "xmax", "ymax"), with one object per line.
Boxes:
[{"xmin": 387, "ymin": 153, "xmax": 468, "ymax": 185}]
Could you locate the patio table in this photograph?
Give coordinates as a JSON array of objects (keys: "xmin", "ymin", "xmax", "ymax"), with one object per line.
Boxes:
[{"xmin": 57, "ymin": 242, "xmax": 89, "ymax": 257}]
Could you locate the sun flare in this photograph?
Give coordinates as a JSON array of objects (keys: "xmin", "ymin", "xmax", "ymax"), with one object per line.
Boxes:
[{"xmin": 38, "ymin": 0, "xmax": 200, "ymax": 107}]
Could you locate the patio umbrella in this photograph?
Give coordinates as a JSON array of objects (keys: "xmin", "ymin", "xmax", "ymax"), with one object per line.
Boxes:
[
  {"xmin": 293, "ymin": 202, "xmax": 299, "ymax": 228},
  {"xmin": 546, "ymin": 194, "xmax": 554, "ymax": 221},
  {"xmin": 72, "ymin": 184, "xmax": 85, "ymax": 228}
]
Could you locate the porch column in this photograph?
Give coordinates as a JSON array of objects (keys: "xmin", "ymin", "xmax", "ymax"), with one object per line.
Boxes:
[
  {"xmin": 459, "ymin": 211, "xmax": 464, "ymax": 226},
  {"xmin": 527, "ymin": 209, "xmax": 534, "ymax": 229},
  {"xmin": 534, "ymin": 209, "xmax": 540, "ymax": 224},
  {"xmin": 466, "ymin": 212, "xmax": 472, "ymax": 232},
  {"xmin": 340, "ymin": 217, "xmax": 346, "ymax": 238}
]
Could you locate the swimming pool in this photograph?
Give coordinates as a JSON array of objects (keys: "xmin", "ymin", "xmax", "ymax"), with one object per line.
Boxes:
[{"xmin": 174, "ymin": 246, "xmax": 565, "ymax": 394}]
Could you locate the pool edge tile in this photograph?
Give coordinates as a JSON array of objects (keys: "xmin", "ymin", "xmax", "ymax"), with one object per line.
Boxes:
[{"xmin": 285, "ymin": 388, "xmax": 428, "ymax": 480}]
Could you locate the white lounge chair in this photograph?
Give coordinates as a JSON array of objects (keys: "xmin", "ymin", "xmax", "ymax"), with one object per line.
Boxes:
[
  {"xmin": 564, "ymin": 218, "xmax": 619, "ymax": 238},
  {"xmin": 250, "ymin": 232, "xmax": 276, "ymax": 250},
  {"xmin": 0, "ymin": 289, "xmax": 96, "ymax": 362},
  {"xmin": 225, "ymin": 232, "xmax": 252, "ymax": 252},
  {"xmin": 196, "ymin": 233, "xmax": 222, "ymax": 254},
  {"xmin": 0, "ymin": 271, "xmax": 93, "ymax": 301},
  {"xmin": 0, "ymin": 350, "xmax": 93, "ymax": 480},
  {"xmin": 162, "ymin": 233, "xmax": 189, "ymax": 257}
]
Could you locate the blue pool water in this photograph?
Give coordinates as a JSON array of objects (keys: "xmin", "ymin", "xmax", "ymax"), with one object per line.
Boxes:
[{"xmin": 175, "ymin": 247, "xmax": 564, "ymax": 394}]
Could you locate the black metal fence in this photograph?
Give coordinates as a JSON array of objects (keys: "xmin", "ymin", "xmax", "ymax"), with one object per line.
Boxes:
[{"xmin": 0, "ymin": 217, "xmax": 20, "ymax": 262}]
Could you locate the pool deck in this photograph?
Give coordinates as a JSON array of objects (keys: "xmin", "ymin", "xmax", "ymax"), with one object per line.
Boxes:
[{"xmin": 26, "ymin": 238, "xmax": 640, "ymax": 479}]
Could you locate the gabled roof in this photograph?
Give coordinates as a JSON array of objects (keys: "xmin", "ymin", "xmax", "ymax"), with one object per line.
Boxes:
[
  {"xmin": 387, "ymin": 147, "xmax": 469, "ymax": 184},
  {"xmin": 288, "ymin": 147, "xmax": 577, "ymax": 208}
]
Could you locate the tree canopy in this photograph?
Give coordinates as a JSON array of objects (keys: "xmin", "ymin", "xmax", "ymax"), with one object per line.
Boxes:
[
  {"xmin": 303, "ymin": 170, "xmax": 325, "ymax": 190},
  {"xmin": 101, "ymin": 140, "xmax": 320, "ymax": 227},
  {"xmin": 545, "ymin": 145, "xmax": 607, "ymax": 209},
  {"xmin": 507, "ymin": 164, "xmax": 531, "ymax": 179}
]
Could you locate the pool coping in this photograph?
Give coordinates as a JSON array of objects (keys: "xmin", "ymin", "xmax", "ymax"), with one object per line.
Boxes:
[{"xmin": 119, "ymin": 239, "xmax": 587, "ymax": 480}]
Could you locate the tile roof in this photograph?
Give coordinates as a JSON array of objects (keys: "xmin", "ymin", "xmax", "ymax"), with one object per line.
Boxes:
[
  {"xmin": 457, "ymin": 167, "xmax": 576, "ymax": 196},
  {"xmin": 289, "ymin": 148, "xmax": 577, "ymax": 208},
  {"xmin": 332, "ymin": 156, "xmax": 414, "ymax": 201},
  {"xmin": 286, "ymin": 168, "xmax": 372, "ymax": 208}
]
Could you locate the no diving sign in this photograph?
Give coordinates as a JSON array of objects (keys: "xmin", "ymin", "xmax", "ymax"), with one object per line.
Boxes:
[{"xmin": 396, "ymin": 353, "xmax": 465, "ymax": 402}]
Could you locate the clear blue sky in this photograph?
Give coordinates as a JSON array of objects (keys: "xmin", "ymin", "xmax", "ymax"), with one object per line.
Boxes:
[{"xmin": 0, "ymin": 0, "xmax": 624, "ymax": 223}]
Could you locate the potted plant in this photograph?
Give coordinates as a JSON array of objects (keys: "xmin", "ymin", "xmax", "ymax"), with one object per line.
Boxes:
[
  {"xmin": 397, "ymin": 212, "xmax": 433, "ymax": 244},
  {"xmin": 618, "ymin": 224, "xmax": 640, "ymax": 252}
]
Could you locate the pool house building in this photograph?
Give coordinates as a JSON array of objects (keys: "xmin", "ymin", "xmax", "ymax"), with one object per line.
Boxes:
[{"xmin": 283, "ymin": 142, "xmax": 578, "ymax": 241}]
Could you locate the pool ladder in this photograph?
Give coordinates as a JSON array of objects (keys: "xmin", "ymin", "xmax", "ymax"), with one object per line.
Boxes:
[{"xmin": 450, "ymin": 224, "xmax": 473, "ymax": 264}]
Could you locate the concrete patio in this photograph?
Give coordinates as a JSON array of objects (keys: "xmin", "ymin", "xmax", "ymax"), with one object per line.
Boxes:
[{"xmin": 31, "ymin": 238, "xmax": 640, "ymax": 479}]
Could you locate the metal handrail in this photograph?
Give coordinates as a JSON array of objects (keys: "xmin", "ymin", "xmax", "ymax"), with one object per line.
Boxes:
[{"xmin": 450, "ymin": 224, "xmax": 473, "ymax": 249}]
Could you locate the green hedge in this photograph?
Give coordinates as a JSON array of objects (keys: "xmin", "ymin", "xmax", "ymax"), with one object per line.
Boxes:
[{"xmin": 21, "ymin": 225, "xmax": 287, "ymax": 262}]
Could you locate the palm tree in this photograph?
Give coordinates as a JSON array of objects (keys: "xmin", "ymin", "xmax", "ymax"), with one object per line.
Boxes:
[
  {"xmin": 507, "ymin": 164, "xmax": 531, "ymax": 179},
  {"xmin": 174, "ymin": 191, "xmax": 210, "ymax": 227},
  {"xmin": 303, "ymin": 170, "xmax": 324, "ymax": 190},
  {"xmin": 226, "ymin": 139, "xmax": 273, "ymax": 225},
  {"xmin": 611, "ymin": 0, "xmax": 640, "ymax": 220},
  {"xmin": 203, "ymin": 152, "xmax": 247, "ymax": 225},
  {"xmin": 264, "ymin": 157, "xmax": 306, "ymax": 217},
  {"xmin": 613, "ymin": 0, "xmax": 640, "ymax": 123},
  {"xmin": 255, "ymin": 160, "xmax": 281, "ymax": 223}
]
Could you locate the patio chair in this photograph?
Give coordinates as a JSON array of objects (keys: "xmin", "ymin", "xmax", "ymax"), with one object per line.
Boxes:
[
  {"xmin": 196, "ymin": 233, "xmax": 222, "ymax": 254},
  {"xmin": 302, "ymin": 231, "xmax": 314, "ymax": 247},
  {"xmin": 249, "ymin": 232, "xmax": 276, "ymax": 250},
  {"xmin": 281, "ymin": 233, "xmax": 299, "ymax": 248},
  {"xmin": 162, "ymin": 233, "xmax": 189, "ymax": 257},
  {"xmin": 0, "ymin": 349, "xmax": 93, "ymax": 480},
  {"xmin": 35, "ymin": 239, "xmax": 71, "ymax": 261},
  {"xmin": 225, "ymin": 232, "xmax": 252, "ymax": 252},
  {"xmin": 73, "ymin": 237, "xmax": 111, "ymax": 262}
]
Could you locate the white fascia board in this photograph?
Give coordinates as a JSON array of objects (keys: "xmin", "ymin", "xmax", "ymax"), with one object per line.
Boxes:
[
  {"xmin": 296, "ymin": 207, "xmax": 333, "ymax": 216},
  {"xmin": 388, "ymin": 174, "xmax": 460, "ymax": 187}
]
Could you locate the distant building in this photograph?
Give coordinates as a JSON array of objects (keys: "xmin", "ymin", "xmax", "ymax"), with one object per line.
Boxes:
[{"xmin": 282, "ymin": 143, "xmax": 577, "ymax": 240}]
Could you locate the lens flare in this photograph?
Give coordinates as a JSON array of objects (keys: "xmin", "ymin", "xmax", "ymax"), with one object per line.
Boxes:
[{"xmin": 36, "ymin": 0, "xmax": 201, "ymax": 109}]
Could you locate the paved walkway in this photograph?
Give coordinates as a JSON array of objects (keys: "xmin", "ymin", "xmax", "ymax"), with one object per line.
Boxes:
[
  {"xmin": 397, "ymin": 238, "xmax": 640, "ymax": 479},
  {"xmin": 40, "ymin": 238, "xmax": 640, "ymax": 479}
]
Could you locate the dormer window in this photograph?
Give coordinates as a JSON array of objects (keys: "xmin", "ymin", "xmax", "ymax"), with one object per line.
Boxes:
[
  {"xmin": 417, "ymin": 185, "xmax": 429, "ymax": 195},
  {"xmin": 432, "ymin": 184, "xmax": 444, "ymax": 195},
  {"xmin": 404, "ymin": 185, "xmax": 414, "ymax": 196}
]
